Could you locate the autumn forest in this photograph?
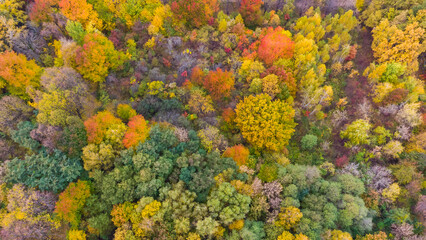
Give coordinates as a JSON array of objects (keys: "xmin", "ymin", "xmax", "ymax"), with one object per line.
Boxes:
[{"xmin": 0, "ymin": 0, "xmax": 425, "ymax": 239}]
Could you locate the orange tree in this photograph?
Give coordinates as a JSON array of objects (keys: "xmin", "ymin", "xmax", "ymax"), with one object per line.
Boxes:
[
  {"xmin": 203, "ymin": 68, "xmax": 235, "ymax": 101},
  {"xmin": 59, "ymin": 0, "xmax": 102, "ymax": 29},
  {"xmin": 122, "ymin": 115, "xmax": 150, "ymax": 149},
  {"xmin": 84, "ymin": 110, "xmax": 125, "ymax": 144},
  {"xmin": 223, "ymin": 144, "xmax": 250, "ymax": 166},
  {"xmin": 235, "ymin": 93, "xmax": 296, "ymax": 151},
  {"xmin": 257, "ymin": 27, "xmax": 294, "ymax": 65},
  {"xmin": 0, "ymin": 51, "xmax": 43, "ymax": 100}
]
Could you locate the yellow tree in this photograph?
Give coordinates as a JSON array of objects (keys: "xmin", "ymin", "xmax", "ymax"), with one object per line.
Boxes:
[
  {"xmin": 235, "ymin": 94, "xmax": 296, "ymax": 151},
  {"xmin": 372, "ymin": 19, "xmax": 425, "ymax": 73}
]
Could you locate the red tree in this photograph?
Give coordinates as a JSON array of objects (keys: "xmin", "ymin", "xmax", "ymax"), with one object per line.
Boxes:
[{"xmin": 257, "ymin": 27, "xmax": 294, "ymax": 65}]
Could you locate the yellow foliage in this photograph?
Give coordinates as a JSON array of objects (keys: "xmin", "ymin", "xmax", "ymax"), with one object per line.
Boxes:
[
  {"xmin": 277, "ymin": 231, "xmax": 295, "ymax": 240},
  {"xmin": 382, "ymin": 183, "xmax": 400, "ymax": 202},
  {"xmin": 147, "ymin": 81, "xmax": 164, "ymax": 95},
  {"xmin": 235, "ymin": 94, "xmax": 296, "ymax": 151},
  {"xmin": 372, "ymin": 19, "xmax": 425, "ymax": 73},
  {"xmin": 68, "ymin": 230, "xmax": 87, "ymax": 240},
  {"xmin": 187, "ymin": 232, "xmax": 201, "ymax": 240},
  {"xmin": 239, "ymin": 59, "xmax": 265, "ymax": 83},
  {"xmin": 373, "ymin": 82, "xmax": 394, "ymax": 103},
  {"xmin": 141, "ymin": 200, "xmax": 161, "ymax": 218},
  {"xmin": 144, "ymin": 37, "xmax": 156, "ymax": 49},
  {"xmin": 228, "ymin": 219, "xmax": 244, "ymax": 230},
  {"xmin": 275, "ymin": 207, "xmax": 303, "ymax": 229}
]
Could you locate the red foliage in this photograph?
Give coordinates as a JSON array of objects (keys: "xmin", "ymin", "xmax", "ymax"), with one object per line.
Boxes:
[
  {"xmin": 223, "ymin": 144, "xmax": 250, "ymax": 166},
  {"xmin": 203, "ymin": 68, "xmax": 235, "ymax": 101},
  {"xmin": 122, "ymin": 115, "xmax": 150, "ymax": 149},
  {"xmin": 190, "ymin": 66, "xmax": 205, "ymax": 86},
  {"xmin": 29, "ymin": 0, "xmax": 58, "ymax": 23},
  {"xmin": 171, "ymin": 0, "xmax": 218, "ymax": 28},
  {"xmin": 84, "ymin": 111, "xmax": 123, "ymax": 144},
  {"xmin": 335, "ymin": 155, "xmax": 349, "ymax": 168},
  {"xmin": 257, "ymin": 27, "xmax": 294, "ymax": 65},
  {"xmin": 239, "ymin": 0, "xmax": 263, "ymax": 28}
]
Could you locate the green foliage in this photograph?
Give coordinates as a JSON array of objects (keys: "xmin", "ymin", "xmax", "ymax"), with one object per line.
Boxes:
[
  {"xmin": 301, "ymin": 134, "xmax": 318, "ymax": 150},
  {"xmin": 10, "ymin": 121, "xmax": 40, "ymax": 151},
  {"xmin": 6, "ymin": 150, "xmax": 83, "ymax": 192},
  {"xmin": 206, "ymin": 182, "xmax": 251, "ymax": 224}
]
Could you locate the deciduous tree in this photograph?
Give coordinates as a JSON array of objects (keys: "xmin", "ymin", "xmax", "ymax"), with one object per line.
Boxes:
[
  {"xmin": 235, "ymin": 94, "xmax": 296, "ymax": 151},
  {"xmin": 0, "ymin": 51, "xmax": 42, "ymax": 99}
]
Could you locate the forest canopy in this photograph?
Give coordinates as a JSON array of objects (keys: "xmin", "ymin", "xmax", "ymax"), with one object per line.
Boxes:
[{"xmin": 0, "ymin": 0, "xmax": 425, "ymax": 239}]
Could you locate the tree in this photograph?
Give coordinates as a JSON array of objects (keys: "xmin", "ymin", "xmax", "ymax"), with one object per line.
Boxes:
[
  {"xmin": 0, "ymin": 51, "xmax": 42, "ymax": 99},
  {"xmin": 206, "ymin": 182, "xmax": 251, "ymax": 225},
  {"xmin": 301, "ymin": 134, "xmax": 317, "ymax": 150},
  {"xmin": 275, "ymin": 206, "xmax": 303, "ymax": 229},
  {"xmin": 59, "ymin": 0, "xmax": 102, "ymax": 29},
  {"xmin": 258, "ymin": 27, "xmax": 294, "ymax": 65},
  {"xmin": 203, "ymin": 68, "xmax": 235, "ymax": 101},
  {"xmin": 0, "ymin": 0, "xmax": 27, "ymax": 50},
  {"xmin": 116, "ymin": 104, "xmax": 137, "ymax": 122},
  {"xmin": 188, "ymin": 89, "xmax": 215, "ymax": 116},
  {"xmin": 223, "ymin": 145, "xmax": 250, "ymax": 166},
  {"xmin": 6, "ymin": 150, "xmax": 83, "ymax": 192},
  {"xmin": 340, "ymin": 119, "xmax": 371, "ymax": 147},
  {"xmin": 55, "ymin": 180, "xmax": 91, "ymax": 228},
  {"xmin": 197, "ymin": 126, "xmax": 228, "ymax": 152},
  {"xmin": 235, "ymin": 94, "xmax": 296, "ymax": 151},
  {"xmin": 171, "ymin": 0, "xmax": 218, "ymax": 28},
  {"xmin": 0, "ymin": 96, "xmax": 33, "ymax": 134},
  {"xmin": 372, "ymin": 19, "xmax": 425, "ymax": 73},
  {"xmin": 84, "ymin": 110, "xmax": 126, "ymax": 145},
  {"xmin": 122, "ymin": 115, "xmax": 150, "ymax": 149},
  {"xmin": 75, "ymin": 33, "xmax": 125, "ymax": 83},
  {"xmin": 29, "ymin": 0, "xmax": 59, "ymax": 24},
  {"xmin": 239, "ymin": 0, "xmax": 263, "ymax": 28},
  {"xmin": 102, "ymin": 0, "xmax": 163, "ymax": 28},
  {"xmin": 0, "ymin": 184, "xmax": 59, "ymax": 240}
]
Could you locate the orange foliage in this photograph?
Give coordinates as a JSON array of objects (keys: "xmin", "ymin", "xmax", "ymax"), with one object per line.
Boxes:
[
  {"xmin": 203, "ymin": 68, "xmax": 235, "ymax": 101},
  {"xmin": 222, "ymin": 108, "xmax": 236, "ymax": 124},
  {"xmin": 223, "ymin": 144, "xmax": 250, "ymax": 166},
  {"xmin": 111, "ymin": 202, "xmax": 134, "ymax": 227},
  {"xmin": 122, "ymin": 115, "xmax": 150, "ymax": 149},
  {"xmin": 257, "ymin": 27, "xmax": 294, "ymax": 65},
  {"xmin": 84, "ymin": 111, "xmax": 123, "ymax": 144},
  {"xmin": 55, "ymin": 180, "xmax": 91, "ymax": 228},
  {"xmin": 190, "ymin": 66, "xmax": 205, "ymax": 86},
  {"xmin": 59, "ymin": 0, "xmax": 102, "ymax": 28},
  {"xmin": 0, "ymin": 51, "xmax": 42, "ymax": 99}
]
